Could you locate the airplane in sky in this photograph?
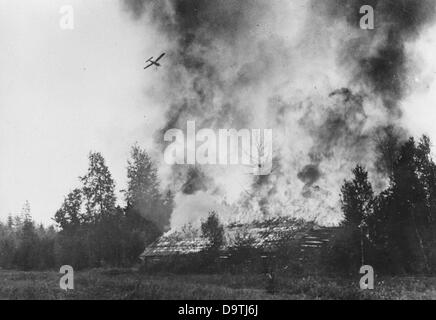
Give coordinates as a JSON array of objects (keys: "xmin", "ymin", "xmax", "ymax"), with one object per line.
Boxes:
[{"xmin": 144, "ymin": 53, "xmax": 165, "ymax": 69}]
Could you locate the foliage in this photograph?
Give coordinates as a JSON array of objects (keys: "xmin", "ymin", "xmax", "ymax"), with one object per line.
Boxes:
[
  {"xmin": 0, "ymin": 208, "xmax": 56, "ymax": 270},
  {"xmin": 2, "ymin": 268, "xmax": 436, "ymax": 300},
  {"xmin": 201, "ymin": 211, "xmax": 225, "ymax": 251},
  {"xmin": 0, "ymin": 146, "xmax": 172, "ymax": 271},
  {"xmin": 329, "ymin": 135, "xmax": 436, "ymax": 275},
  {"xmin": 80, "ymin": 152, "xmax": 116, "ymax": 222},
  {"xmin": 125, "ymin": 145, "xmax": 171, "ymax": 232}
]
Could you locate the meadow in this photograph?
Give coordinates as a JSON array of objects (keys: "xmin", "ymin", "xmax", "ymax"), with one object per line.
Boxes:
[{"xmin": 0, "ymin": 268, "xmax": 435, "ymax": 300}]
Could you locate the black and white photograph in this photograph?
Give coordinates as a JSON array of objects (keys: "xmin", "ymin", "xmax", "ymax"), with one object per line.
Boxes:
[{"xmin": 1, "ymin": 0, "xmax": 436, "ymax": 304}]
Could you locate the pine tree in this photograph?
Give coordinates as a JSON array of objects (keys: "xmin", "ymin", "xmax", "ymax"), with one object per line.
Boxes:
[
  {"xmin": 15, "ymin": 206, "xmax": 39, "ymax": 270},
  {"xmin": 7, "ymin": 215, "xmax": 13, "ymax": 229},
  {"xmin": 21, "ymin": 200, "xmax": 32, "ymax": 223},
  {"xmin": 13, "ymin": 215, "xmax": 22, "ymax": 230}
]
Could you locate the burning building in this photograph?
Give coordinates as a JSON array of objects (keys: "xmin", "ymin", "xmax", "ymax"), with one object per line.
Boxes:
[
  {"xmin": 140, "ymin": 217, "xmax": 339, "ymax": 262},
  {"xmin": 121, "ymin": 0, "xmax": 436, "ymax": 242}
]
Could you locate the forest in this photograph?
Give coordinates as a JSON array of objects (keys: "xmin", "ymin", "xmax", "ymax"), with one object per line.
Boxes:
[
  {"xmin": 0, "ymin": 145, "xmax": 172, "ymax": 270},
  {"xmin": 1, "ymin": 135, "xmax": 436, "ymax": 277}
]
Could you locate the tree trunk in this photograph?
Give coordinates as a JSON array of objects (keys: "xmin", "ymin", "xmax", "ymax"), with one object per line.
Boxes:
[{"xmin": 411, "ymin": 210, "xmax": 430, "ymax": 273}]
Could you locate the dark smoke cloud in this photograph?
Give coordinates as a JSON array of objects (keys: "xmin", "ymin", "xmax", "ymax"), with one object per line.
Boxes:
[
  {"xmin": 181, "ymin": 166, "xmax": 211, "ymax": 195},
  {"xmin": 121, "ymin": 0, "xmax": 436, "ymax": 225},
  {"xmin": 123, "ymin": 0, "xmax": 266, "ymax": 41},
  {"xmin": 123, "ymin": 0, "xmax": 270, "ymax": 130},
  {"xmin": 298, "ymin": 164, "xmax": 321, "ymax": 187},
  {"xmin": 312, "ymin": 0, "xmax": 436, "ymax": 113},
  {"xmin": 123, "ymin": 0, "xmax": 273, "ymax": 193},
  {"xmin": 299, "ymin": 88, "xmax": 369, "ymax": 162}
]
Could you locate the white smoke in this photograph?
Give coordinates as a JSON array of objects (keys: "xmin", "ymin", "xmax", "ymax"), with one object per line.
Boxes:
[{"xmin": 122, "ymin": 0, "xmax": 436, "ymax": 229}]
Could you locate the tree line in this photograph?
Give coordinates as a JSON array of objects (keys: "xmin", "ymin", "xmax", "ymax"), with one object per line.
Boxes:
[
  {"xmin": 0, "ymin": 145, "xmax": 173, "ymax": 270},
  {"xmin": 3, "ymin": 135, "xmax": 436, "ymax": 276},
  {"xmin": 167, "ymin": 134, "xmax": 436, "ymax": 276},
  {"xmin": 328, "ymin": 135, "xmax": 436, "ymax": 275}
]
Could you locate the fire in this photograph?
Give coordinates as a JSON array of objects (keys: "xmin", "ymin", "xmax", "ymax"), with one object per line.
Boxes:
[{"xmin": 122, "ymin": 0, "xmax": 436, "ymax": 230}]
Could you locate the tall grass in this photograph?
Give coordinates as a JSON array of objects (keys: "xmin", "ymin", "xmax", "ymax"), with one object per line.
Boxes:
[{"xmin": 0, "ymin": 269, "xmax": 435, "ymax": 300}]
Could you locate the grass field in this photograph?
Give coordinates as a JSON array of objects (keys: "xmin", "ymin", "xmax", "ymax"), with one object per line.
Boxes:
[{"xmin": 0, "ymin": 268, "xmax": 435, "ymax": 300}]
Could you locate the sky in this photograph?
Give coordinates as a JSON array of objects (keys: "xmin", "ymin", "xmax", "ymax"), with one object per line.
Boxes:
[
  {"xmin": 0, "ymin": 0, "xmax": 166, "ymax": 224},
  {"xmin": 1, "ymin": 1, "xmax": 436, "ymax": 226}
]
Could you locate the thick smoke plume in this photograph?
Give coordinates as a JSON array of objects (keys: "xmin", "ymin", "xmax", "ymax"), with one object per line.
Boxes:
[
  {"xmin": 122, "ymin": 0, "xmax": 436, "ymax": 228},
  {"xmin": 313, "ymin": 0, "xmax": 436, "ymax": 113}
]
